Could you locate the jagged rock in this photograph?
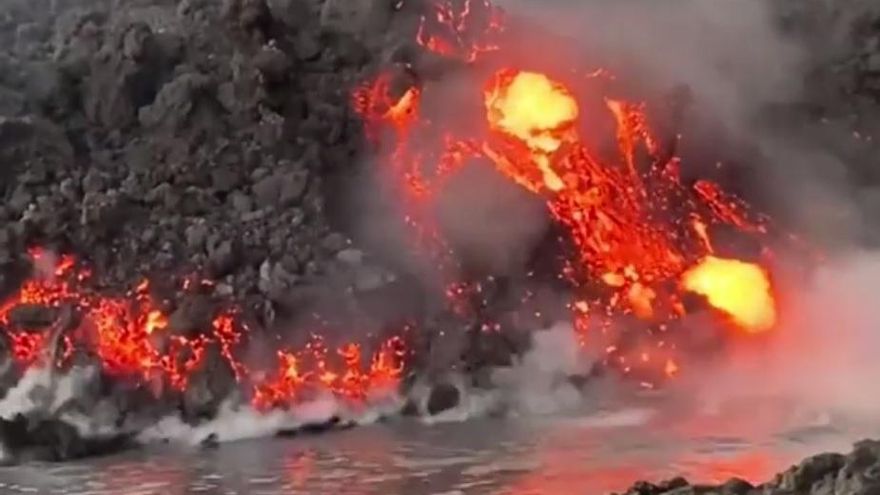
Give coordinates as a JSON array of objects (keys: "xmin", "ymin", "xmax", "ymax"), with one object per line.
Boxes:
[
  {"xmin": 181, "ymin": 346, "xmax": 235, "ymax": 421},
  {"xmin": 7, "ymin": 304, "xmax": 56, "ymax": 330},
  {"xmin": 167, "ymin": 295, "xmax": 215, "ymax": 337},
  {"xmin": 266, "ymin": 0, "xmax": 309, "ymax": 29},
  {"xmin": 775, "ymin": 453, "xmax": 846, "ymax": 492},
  {"xmin": 254, "ymin": 45, "xmax": 292, "ymax": 84},
  {"xmin": 425, "ymin": 382, "xmax": 459, "ymax": 415},
  {"xmin": 624, "ymin": 440, "xmax": 880, "ymax": 495},
  {"xmin": 0, "ymin": 415, "xmax": 132, "ymax": 462},
  {"xmin": 137, "ymin": 72, "xmax": 213, "ymax": 129}
]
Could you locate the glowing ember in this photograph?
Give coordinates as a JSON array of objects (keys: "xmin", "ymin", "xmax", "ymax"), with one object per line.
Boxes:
[
  {"xmin": 416, "ymin": 0, "xmax": 505, "ymax": 63},
  {"xmin": 252, "ymin": 336, "xmax": 406, "ymax": 410},
  {"xmin": 485, "ymin": 70, "xmax": 578, "ymax": 192},
  {"xmin": 682, "ymin": 256, "xmax": 777, "ymax": 333}
]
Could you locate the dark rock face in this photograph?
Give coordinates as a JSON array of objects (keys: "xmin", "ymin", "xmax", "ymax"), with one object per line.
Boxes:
[
  {"xmin": 0, "ymin": 414, "xmax": 132, "ymax": 463},
  {"xmin": 0, "ymin": 0, "xmax": 418, "ymax": 463},
  {"xmin": 425, "ymin": 381, "xmax": 460, "ymax": 415},
  {"xmin": 0, "ymin": 0, "xmax": 401, "ymax": 304}
]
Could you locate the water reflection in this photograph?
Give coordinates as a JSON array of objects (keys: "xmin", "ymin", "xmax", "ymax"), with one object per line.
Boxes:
[{"xmin": 0, "ymin": 405, "xmax": 868, "ymax": 495}]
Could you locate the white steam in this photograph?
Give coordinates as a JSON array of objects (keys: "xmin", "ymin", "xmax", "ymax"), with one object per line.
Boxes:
[
  {"xmin": 499, "ymin": 0, "xmax": 806, "ymax": 130},
  {"xmin": 675, "ymin": 252, "xmax": 880, "ymax": 425},
  {"xmin": 490, "ymin": 322, "xmax": 590, "ymax": 416},
  {"xmin": 0, "ymin": 365, "xmax": 97, "ymax": 420},
  {"xmin": 420, "ymin": 322, "xmax": 614, "ymax": 423},
  {"xmin": 138, "ymin": 393, "xmax": 404, "ymax": 446}
]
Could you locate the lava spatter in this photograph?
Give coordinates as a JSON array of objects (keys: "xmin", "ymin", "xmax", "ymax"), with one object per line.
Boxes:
[{"xmin": 0, "ymin": 252, "xmax": 407, "ymax": 409}]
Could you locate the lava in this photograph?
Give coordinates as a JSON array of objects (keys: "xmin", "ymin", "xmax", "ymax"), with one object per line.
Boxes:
[
  {"xmin": 682, "ymin": 256, "xmax": 777, "ymax": 333},
  {"xmin": 485, "ymin": 70, "xmax": 578, "ymax": 155},
  {"xmin": 485, "ymin": 69, "xmax": 578, "ymax": 192},
  {"xmin": 354, "ymin": 0, "xmax": 788, "ymax": 383},
  {"xmin": 0, "ymin": 252, "xmax": 407, "ymax": 407}
]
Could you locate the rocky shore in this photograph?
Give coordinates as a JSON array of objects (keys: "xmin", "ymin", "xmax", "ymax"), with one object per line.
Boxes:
[{"xmin": 616, "ymin": 440, "xmax": 880, "ymax": 495}]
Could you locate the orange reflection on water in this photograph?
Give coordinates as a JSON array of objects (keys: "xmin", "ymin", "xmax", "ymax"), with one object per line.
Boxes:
[{"xmin": 681, "ymin": 450, "xmax": 781, "ymax": 484}]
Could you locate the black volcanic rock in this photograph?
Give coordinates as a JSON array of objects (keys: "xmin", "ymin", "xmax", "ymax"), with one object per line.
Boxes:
[
  {"xmin": 614, "ymin": 440, "xmax": 880, "ymax": 495},
  {"xmin": 0, "ymin": 414, "xmax": 132, "ymax": 463}
]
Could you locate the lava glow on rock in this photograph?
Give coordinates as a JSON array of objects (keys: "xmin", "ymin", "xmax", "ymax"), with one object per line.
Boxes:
[{"xmin": 0, "ymin": 248, "xmax": 406, "ymax": 410}]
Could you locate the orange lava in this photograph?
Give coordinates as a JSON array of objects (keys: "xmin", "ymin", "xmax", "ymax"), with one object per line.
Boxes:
[
  {"xmin": 252, "ymin": 336, "xmax": 406, "ymax": 410},
  {"xmin": 682, "ymin": 256, "xmax": 777, "ymax": 333},
  {"xmin": 0, "ymin": 252, "xmax": 407, "ymax": 409}
]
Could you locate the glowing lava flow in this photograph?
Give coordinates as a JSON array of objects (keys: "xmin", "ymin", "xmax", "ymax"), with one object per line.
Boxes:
[
  {"xmin": 0, "ymin": 251, "xmax": 407, "ymax": 409},
  {"xmin": 485, "ymin": 70, "xmax": 578, "ymax": 192},
  {"xmin": 682, "ymin": 256, "xmax": 777, "ymax": 333},
  {"xmin": 355, "ymin": 34, "xmax": 783, "ymax": 380},
  {"xmin": 480, "ymin": 70, "xmax": 740, "ymax": 312}
]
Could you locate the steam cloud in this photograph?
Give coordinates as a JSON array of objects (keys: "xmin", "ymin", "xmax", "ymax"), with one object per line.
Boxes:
[
  {"xmin": 676, "ymin": 252, "xmax": 880, "ymax": 424},
  {"xmin": 481, "ymin": 0, "xmax": 880, "ymax": 427}
]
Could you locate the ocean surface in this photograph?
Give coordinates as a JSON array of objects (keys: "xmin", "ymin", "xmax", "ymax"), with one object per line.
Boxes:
[{"xmin": 0, "ymin": 399, "xmax": 872, "ymax": 495}]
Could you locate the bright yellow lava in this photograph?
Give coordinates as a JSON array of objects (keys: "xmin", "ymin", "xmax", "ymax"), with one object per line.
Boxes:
[
  {"xmin": 682, "ymin": 256, "xmax": 777, "ymax": 333},
  {"xmin": 485, "ymin": 70, "xmax": 579, "ymax": 191}
]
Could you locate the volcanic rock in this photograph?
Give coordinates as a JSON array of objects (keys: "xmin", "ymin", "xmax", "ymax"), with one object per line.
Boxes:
[
  {"xmin": 266, "ymin": 0, "xmax": 310, "ymax": 29},
  {"xmin": 425, "ymin": 382, "xmax": 460, "ymax": 415},
  {"xmin": 320, "ymin": 0, "xmax": 392, "ymax": 36},
  {"xmin": 0, "ymin": 414, "xmax": 132, "ymax": 463},
  {"xmin": 615, "ymin": 440, "xmax": 880, "ymax": 495},
  {"xmin": 6, "ymin": 304, "xmax": 56, "ymax": 330},
  {"xmin": 181, "ymin": 346, "xmax": 236, "ymax": 422},
  {"xmin": 167, "ymin": 295, "xmax": 215, "ymax": 337}
]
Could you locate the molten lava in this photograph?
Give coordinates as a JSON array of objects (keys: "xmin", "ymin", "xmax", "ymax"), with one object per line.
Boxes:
[
  {"xmin": 0, "ymin": 0, "xmax": 793, "ymax": 408},
  {"xmin": 354, "ymin": 1, "xmax": 788, "ymax": 383},
  {"xmin": 485, "ymin": 70, "xmax": 578, "ymax": 153},
  {"xmin": 0, "ymin": 251, "xmax": 407, "ymax": 409},
  {"xmin": 485, "ymin": 70, "xmax": 577, "ymax": 192},
  {"xmin": 682, "ymin": 256, "xmax": 777, "ymax": 333}
]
